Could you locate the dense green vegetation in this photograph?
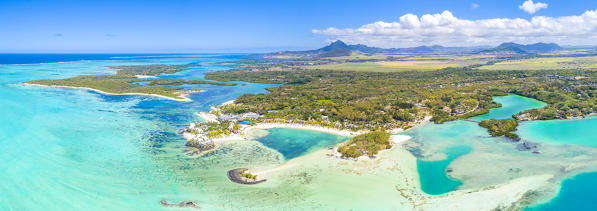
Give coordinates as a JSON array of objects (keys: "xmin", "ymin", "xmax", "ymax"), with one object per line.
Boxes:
[
  {"xmin": 479, "ymin": 119, "xmax": 520, "ymax": 140},
  {"xmin": 206, "ymin": 63, "xmax": 596, "ymax": 129},
  {"xmin": 26, "ymin": 64, "xmax": 236, "ymax": 99},
  {"xmin": 110, "ymin": 64, "xmax": 195, "ymax": 76},
  {"xmin": 509, "ymin": 76, "xmax": 597, "ymax": 120},
  {"xmin": 206, "ymin": 68, "xmax": 514, "ymax": 130},
  {"xmin": 337, "ymin": 131, "xmax": 391, "ymax": 158},
  {"xmin": 149, "ymin": 79, "xmax": 235, "ymax": 86}
]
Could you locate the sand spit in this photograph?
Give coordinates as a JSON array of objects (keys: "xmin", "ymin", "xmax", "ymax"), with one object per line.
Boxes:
[
  {"xmin": 23, "ymin": 82, "xmax": 196, "ymax": 101},
  {"xmin": 420, "ymin": 174, "xmax": 554, "ymax": 210}
]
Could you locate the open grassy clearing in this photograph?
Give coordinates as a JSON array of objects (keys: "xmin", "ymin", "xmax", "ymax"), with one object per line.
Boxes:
[
  {"xmin": 304, "ymin": 61, "xmax": 460, "ymax": 72},
  {"xmin": 328, "ymin": 52, "xmax": 407, "ymax": 61},
  {"xmin": 478, "ymin": 56, "xmax": 597, "ymax": 70}
]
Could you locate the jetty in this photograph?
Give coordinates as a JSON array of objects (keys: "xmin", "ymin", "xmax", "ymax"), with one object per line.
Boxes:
[{"xmin": 461, "ymin": 119, "xmax": 481, "ymax": 123}]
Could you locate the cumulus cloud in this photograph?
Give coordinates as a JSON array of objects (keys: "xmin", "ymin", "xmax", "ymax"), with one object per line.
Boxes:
[
  {"xmin": 471, "ymin": 3, "xmax": 480, "ymax": 9},
  {"xmin": 519, "ymin": 0, "xmax": 548, "ymax": 14},
  {"xmin": 312, "ymin": 10, "xmax": 597, "ymax": 47}
]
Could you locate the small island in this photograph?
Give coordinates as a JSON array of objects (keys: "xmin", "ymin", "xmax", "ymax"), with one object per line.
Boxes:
[
  {"xmin": 227, "ymin": 168, "xmax": 266, "ymax": 185},
  {"xmin": 337, "ymin": 131, "xmax": 392, "ymax": 158},
  {"xmin": 25, "ymin": 64, "xmax": 235, "ymax": 101},
  {"xmin": 478, "ymin": 118, "xmax": 520, "ymax": 140}
]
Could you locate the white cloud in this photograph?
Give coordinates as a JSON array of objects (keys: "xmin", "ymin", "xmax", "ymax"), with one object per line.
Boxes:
[
  {"xmin": 312, "ymin": 10, "xmax": 597, "ymax": 47},
  {"xmin": 519, "ymin": 0, "xmax": 548, "ymax": 14},
  {"xmin": 471, "ymin": 3, "xmax": 480, "ymax": 9}
]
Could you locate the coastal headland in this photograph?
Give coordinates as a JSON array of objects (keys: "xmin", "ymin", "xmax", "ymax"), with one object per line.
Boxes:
[{"xmin": 24, "ymin": 64, "xmax": 235, "ymax": 101}]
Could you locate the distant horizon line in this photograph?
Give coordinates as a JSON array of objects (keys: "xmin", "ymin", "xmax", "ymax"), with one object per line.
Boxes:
[{"xmin": 1, "ymin": 42, "xmax": 596, "ymax": 54}]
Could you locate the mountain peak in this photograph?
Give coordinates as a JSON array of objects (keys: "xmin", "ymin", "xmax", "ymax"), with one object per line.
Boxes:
[
  {"xmin": 486, "ymin": 42, "xmax": 562, "ymax": 54},
  {"xmin": 315, "ymin": 40, "xmax": 352, "ymax": 57},
  {"xmin": 329, "ymin": 40, "xmax": 348, "ymax": 47}
]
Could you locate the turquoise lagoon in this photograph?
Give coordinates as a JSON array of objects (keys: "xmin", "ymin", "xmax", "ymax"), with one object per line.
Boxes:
[
  {"xmin": 409, "ymin": 94, "xmax": 597, "ymax": 209},
  {"xmin": 0, "ymin": 55, "xmax": 286, "ymax": 210},
  {"xmin": 410, "ymin": 94, "xmax": 547, "ymax": 195},
  {"xmin": 255, "ymin": 128, "xmax": 349, "ymax": 160},
  {"xmin": 527, "ymin": 171, "xmax": 597, "ymax": 211},
  {"xmin": 2, "ymin": 55, "xmax": 597, "ymax": 210},
  {"xmin": 519, "ymin": 116, "xmax": 597, "ymax": 210},
  {"xmin": 470, "ymin": 94, "xmax": 547, "ymax": 120},
  {"xmin": 518, "ymin": 116, "xmax": 597, "ymax": 147},
  {"xmin": 416, "ymin": 145, "xmax": 472, "ymax": 195}
]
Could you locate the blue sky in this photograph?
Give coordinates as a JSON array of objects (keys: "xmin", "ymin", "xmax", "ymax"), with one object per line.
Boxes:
[{"xmin": 1, "ymin": 0, "xmax": 597, "ymax": 53}]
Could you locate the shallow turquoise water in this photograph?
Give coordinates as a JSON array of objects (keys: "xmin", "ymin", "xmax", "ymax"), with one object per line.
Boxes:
[
  {"xmin": 527, "ymin": 171, "xmax": 597, "ymax": 211},
  {"xmin": 417, "ymin": 145, "xmax": 472, "ymax": 195},
  {"xmin": 0, "ymin": 55, "xmax": 282, "ymax": 210},
  {"xmin": 518, "ymin": 116, "xmax": 597, "ymax": 209},
  {"xmin": 411, "ymin": 94, "xmax": 546, "ymax": 195},
  {"xmin": 405, "ymin": 119, "xmax": 484, "ymax": 194},
  {"xmin": 410, "ymin": 94, "xmax": 597, "ymax": 208},
  {"xmin": 2, "ymin": 54, "xmax": 597, "ymax": 210},
  {"xmin": 518, "ymin": 116, "xmax": 597, "ymax": 147},
  {"xmin": 470, "ymin": 94, "xmax": 546, "ymax": 121},
  {"xmin": 255, "ymin": 128, "xmax": 349, "ymax": 160}
]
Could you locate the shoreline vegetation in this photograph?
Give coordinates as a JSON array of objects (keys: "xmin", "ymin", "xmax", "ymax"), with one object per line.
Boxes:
[
  {"xmin": 181, "ymin": 99, "xmax": 427, "ymax": 158},
  {"xmin": 479, "ymin": 118, "xmax": 521, "ymax": 140},
  {"xmin": 24, "ymin": 64, "xmax": 236, "ymax": 101},
  {"xmin": 336, "ymin": 131, "xmax": 392, "ymax": 158},
  {"xmin": 182, "ymin": 51, "xmax": 595, "ymax": 184},
  {"xmin": 22, "ymin": 82, "xmax": 198, "ymax": 101},
  {"xmin": 198, "ymin": 60, "xmax": 595, "ymax": 157},
  {"xmin": 181, "ymin": 99, "xmax": 420, "ymax": 159}
]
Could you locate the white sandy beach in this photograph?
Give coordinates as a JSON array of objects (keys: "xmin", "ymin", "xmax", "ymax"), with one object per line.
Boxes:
[
  {"xmin": 246, "ymin": 122, "xmax": 364, "ymax": 137},
  {"xmin": 221, "ymin": 100, "xmax": 235, "ymax": 106},
  {"xmin": 196, "ymin": 112, "xmax": 219, "ymax": 123},
  {"xmin": 183, "ymin": 122, "xmax": 362, "ymax": 146},
  {"xmin": 135, "ymin": 75, "xmax": 158, "ymax": 79},
  {"xmin": 390, "ymin": 134, "xmax": 412, "ymax": 144}
]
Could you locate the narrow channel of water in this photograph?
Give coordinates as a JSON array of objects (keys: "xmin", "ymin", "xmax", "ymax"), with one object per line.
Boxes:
[{"xmin": 411, "ymin": 94, "xmax": 547, "ymax": 195}]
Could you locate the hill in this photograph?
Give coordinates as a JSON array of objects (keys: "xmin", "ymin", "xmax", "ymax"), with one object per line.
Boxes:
[
  {"xmin": 262, "ymin": 41, "xmax": 563, "ymax": 59},
  {"xmin": 262, "ymin": 41, "xmax": 480, "ymax": 59},
  {"xmin": 481, "ymin": 42, "xmax": 563, "ymax": 54}
]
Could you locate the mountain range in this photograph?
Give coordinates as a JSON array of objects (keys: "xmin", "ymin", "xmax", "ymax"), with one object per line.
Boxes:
[
  {"xmin": 479, "ymin": 42, "xmax": 563, "ymax": 54},
  {"xmin": 263, "ymin": 40, "xmax": 563, "ymax": 59}
]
